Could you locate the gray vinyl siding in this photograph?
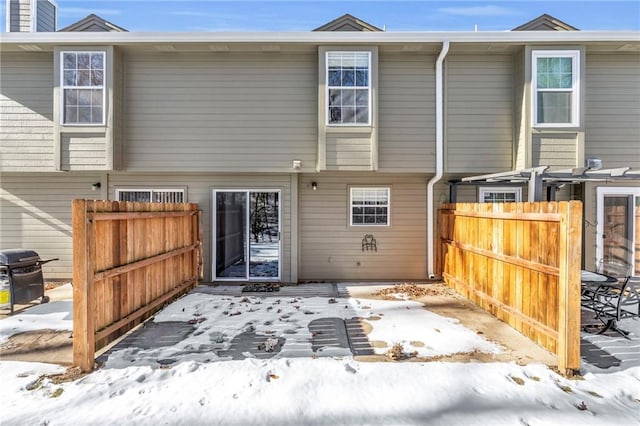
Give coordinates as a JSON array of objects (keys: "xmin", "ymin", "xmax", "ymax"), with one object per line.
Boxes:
[
  {"xmin": 299, "ymin": 173, "xmax": 427, "ymax": 281},
  {"xmin": 325, "ymin": 132, "xmax": 372, "ymax": 170},
  {"xmin": 0, "ymin": 52, "xmax": 54, "ymax": 171},
  {"xmin": 531, "ymin": 134, "xmax": 577, "ymax": 169},
  {"xmin": 60, "ymin": 134, "xmax": 107, "ymax": 170},
  {"xmin": 36, "ymin": 0, "xmax": 56, "ymax": 32},
  {"xmin": 8, "ymin": 0, "xmax": 31, "ymax": 32},
  {"xmin": 0, "ymin": 173, "xmax": 101, "ymax": 279},
  {"xmin": 0, "ymin": 172, "xmax": 293, "ymax": 282},
  {"xmin": 108, "ymin": 173, "xmax": 293, "ymax": 283},
  {"xmin": 585, "ymin": 53, "xmax": 640, "ymax": 168},
  {"xmin": 378, "ymin": 53, "xmax": 436, "ymax": 172},
  {"xmin": 446, "ymin": 54, "xmax": 513, "ymax": 173},
  {"xmin": 124, "ymin": 52, "xmax": 317, "ymax": 172}
]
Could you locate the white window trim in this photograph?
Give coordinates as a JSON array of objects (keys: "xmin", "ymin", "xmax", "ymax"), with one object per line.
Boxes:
[
  {"xmin": 115, "ymin": 188, "xmax": 187, "ymax": 203},
  {"xmin": 349, "ymin": 187, "xmax": 390, "ymax": 227},
  {"xmin": 532, "ymin": 50, "xmax": 580, "ymax": 128},
  {"xmin": 479, "ymin": 187, "xmax": 522, "ymax": 203},
  {"xmin": 326, "ymin": 51, "xmax": 372, "ymax": 127},
  {"xmin": 60, "ymin": 50, "xmax": 106, "ymax": 126}
]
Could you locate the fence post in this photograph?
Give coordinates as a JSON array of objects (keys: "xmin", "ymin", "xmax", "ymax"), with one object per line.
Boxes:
[
  {"xmin": 557, "ymin": 201, "xmax": 582, "ymax": 375},
  {"xmin": 72, "ymin": 199, "xmax": 97, "ymax": 372}
]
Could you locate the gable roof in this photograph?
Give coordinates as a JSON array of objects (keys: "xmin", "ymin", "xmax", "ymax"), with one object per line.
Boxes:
[
  {"xmin": 58, "ymin": 14, "xmax": 128, "ymax": 32},
  {"xmin": 313, "ymin": 14, "xmax": 383, "ymax": 32},
  {"xmin": 512, "ymin": 14, "xmax": 579, "ymax": 31}
]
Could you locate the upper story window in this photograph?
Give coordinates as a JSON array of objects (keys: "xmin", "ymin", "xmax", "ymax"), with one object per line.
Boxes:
[
  {"xmin": 116, "ymin": 188, "xmax": 186, "ymax": 203},
  {"xmin": 350, "ymin": 187, "xmax": 389, "ymax": 226},
  {"xmin": 61, "ymin": 51, "xmax": 105, "ymax": 125},
  {"xmin": 479, "ymin": 187, "xmax": 522, "ymax": 203},
  {"xmin": 327, "ymin": 51, "xmax": 370, "ymax": 125},
  {"xmin": 532, "ymin": 50, "xmax": 580, "ymax": 127}
]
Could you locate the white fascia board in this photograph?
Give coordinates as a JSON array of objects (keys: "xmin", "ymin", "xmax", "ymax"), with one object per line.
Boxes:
[{"xmin": 1, "ymin": 30, "xmax": 639, "ymax": 45}]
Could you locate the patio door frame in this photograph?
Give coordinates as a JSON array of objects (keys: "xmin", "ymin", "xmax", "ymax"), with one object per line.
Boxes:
[
  {"xmin": 596, "ymin": 186, "xmax": 640, "ymax": 275},
  {"xmin": 212, "ymin": 189, "xmax": 282, "ymax": 282}
]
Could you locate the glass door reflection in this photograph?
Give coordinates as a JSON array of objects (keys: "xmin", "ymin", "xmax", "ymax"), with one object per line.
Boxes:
[
  {"xmin": 249, "ymin": 192, "xmax": 280, "ymax": 279},
  {"xmin": 215, "ymin": 191, "xmax": 247, "ymax": 278},
  {"xmin": 214, "ymin": 190, "xmax": 280, "ymax": 280}
]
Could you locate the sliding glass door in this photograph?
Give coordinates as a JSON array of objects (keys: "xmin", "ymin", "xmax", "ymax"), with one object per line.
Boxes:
[
  {"xmin": 214, "ymin": 190, "xmax": 280, "ymax": 281},
  {"xmin": 597, "ymin": 187, "xmax": 640, "ymax": 276}
]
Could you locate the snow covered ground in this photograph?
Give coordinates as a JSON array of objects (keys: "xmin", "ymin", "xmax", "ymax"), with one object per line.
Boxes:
[{"xmin": 1, "ymin": 284, "xmax": 639, "ymax": 425}]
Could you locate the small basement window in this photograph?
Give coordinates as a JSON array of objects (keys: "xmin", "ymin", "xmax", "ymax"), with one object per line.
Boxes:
[
  {"xmin": 479, "ymin": 187, "xmax": 522, "ymax": 203},
  {"xmin": 116, "ymin": 188, "xmax": 186, "ymax": 203},
  {"xmin": 350, "ymin": 187, "xmax": 389, "ymax": 226}
]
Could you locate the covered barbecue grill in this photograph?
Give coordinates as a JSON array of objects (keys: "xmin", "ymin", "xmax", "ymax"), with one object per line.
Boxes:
[{"xmin": 0, "ymin": 249, "xmax": 57, "ymax": 313}]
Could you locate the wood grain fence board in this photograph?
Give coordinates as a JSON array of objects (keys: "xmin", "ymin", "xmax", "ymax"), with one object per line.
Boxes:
[
  {"xmin": 439, "ymin": 201, "xmax": 582, "ymax": 375},
  {"xmin": 72, "ymin": 200, "xmax": 201, "ymax": 372}
]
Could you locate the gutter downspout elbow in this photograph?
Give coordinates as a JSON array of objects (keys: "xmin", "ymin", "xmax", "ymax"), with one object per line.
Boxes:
[{"xmin": 426, "ymin": 40, "xmax": 450, "ymax": 279}]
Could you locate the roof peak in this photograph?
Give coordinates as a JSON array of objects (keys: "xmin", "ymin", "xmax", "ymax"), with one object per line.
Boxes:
[
  {"xmin": 58, "ymin": 14, "xmax": 128, "ymax": 32},
  {"xmin": 512, "ymin": 14, "xmax": 579, "ymax": 31},
  {"xmin": 313, "ymin": 14, "xmax": 383, "ymax": 32}
]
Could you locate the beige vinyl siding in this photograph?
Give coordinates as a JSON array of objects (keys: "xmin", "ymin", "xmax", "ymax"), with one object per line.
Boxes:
[
  {"xmin": 299, "ymin": 173, "xmax": 427, "ymax": 281},
  {"xmin": 108, "ymin": 173, "xmax": 293, "ymax": 283},
  {"xmin": 36, "ymin": 0, "xmax": 56, "ymax": 32},
  {"xmin": 8, "ymin": 0, "xmax": 31, "ymax": 32},
  {"xmin": 60, "ymin": 134, "xmax": 107, "ymax": 170},
  {"xmin": 531, "ymin": 134, "xmax": 577, "ymax": 169},
  {"xmin": 446, "ymin": 54, "xmax": 513, "ymax": 173},
  {"xmin": 0, "ymin": 173, "xmax": 101, "ymax": 279},
  {"xmin": 0, "ymin": 52, "xmax": 54, "ymax": 171},
  {"xmin": 585, "ymin": 53, "xmax": 640, "ymax": 169},
  {"xmin": 378, "ymin": 53, "xmax": 436, "ymax": 172},
  {"xmin": 124, "ymin": 52, "xmax": 317, "ymax": 172},
  {"xmin": 325, "ymin": 132, "xmax": 372, "ymax": 170}
]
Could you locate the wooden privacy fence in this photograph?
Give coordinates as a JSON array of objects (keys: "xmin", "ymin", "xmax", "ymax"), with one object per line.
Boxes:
[
  {"xmin": 437, "ymin": 201, "xmax": 582, "ymax": 374},
  {"xmin": 72, "ymin": 199, "xmax": 203, "ymax": 371}
]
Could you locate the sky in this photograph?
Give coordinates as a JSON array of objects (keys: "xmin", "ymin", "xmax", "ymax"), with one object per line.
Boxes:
[{"xmin": 1, "ymin": 0, "xmax": 640, "ymax": 32}]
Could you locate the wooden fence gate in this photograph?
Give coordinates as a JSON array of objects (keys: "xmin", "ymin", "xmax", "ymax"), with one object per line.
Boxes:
[
  {"xmin": 437, "ymin": 201, "xmax": 582, "ymax": 375},
  {"xmin": 72, "ymin": 200, "xmax": 203, "ymax": 371}
]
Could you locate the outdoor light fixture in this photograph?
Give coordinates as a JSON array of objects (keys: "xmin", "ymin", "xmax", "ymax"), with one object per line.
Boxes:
[
  {"xmin": 311, "ymin": 181, "xmax": 318, "ymax": 191},
  {"xmin": 91, "ymin": 182, "xmax": 101, "ymax": 191}
]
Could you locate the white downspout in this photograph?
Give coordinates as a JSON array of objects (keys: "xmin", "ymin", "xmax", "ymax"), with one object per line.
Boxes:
[{"xmin": 426, "ymin": 40, "xmax": 450, "ymax": 279}]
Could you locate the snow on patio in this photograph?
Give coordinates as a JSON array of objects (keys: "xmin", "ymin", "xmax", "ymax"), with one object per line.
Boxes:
[{"xmin": 1, "ymin": 283, "xmax": 639, "ymax": 425}]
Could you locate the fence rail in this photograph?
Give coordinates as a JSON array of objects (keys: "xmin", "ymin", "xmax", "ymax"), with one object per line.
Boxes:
[
  {"xmin": 72, "ymin": 199, "xmax": 203, "ymax": 372},
  {"xmin": 437, "ymin": 201, "xmax": 582, "ymax": 374}
]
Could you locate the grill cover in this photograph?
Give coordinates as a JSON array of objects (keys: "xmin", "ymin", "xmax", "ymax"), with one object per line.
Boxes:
[{"xmin": 0, "ymin": 249, "xmax": 40, "ymax": 266}]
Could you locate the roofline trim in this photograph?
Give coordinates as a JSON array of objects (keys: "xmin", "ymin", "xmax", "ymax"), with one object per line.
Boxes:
[{"xmin": 1, "ymin": 30, "xmax": 639, "ymax": 45}]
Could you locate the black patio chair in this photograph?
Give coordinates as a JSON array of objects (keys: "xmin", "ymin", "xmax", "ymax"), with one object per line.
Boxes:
[{"xmin": 583, "ymin": 276, "xmax": 640, "ymax": 337}]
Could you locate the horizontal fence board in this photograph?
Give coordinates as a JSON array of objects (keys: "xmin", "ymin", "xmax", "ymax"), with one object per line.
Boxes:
[
  {"xmin": 73, "ymin": 199, "xmax": 202, "ymax": 372},
  {"xmin": 438, "ymin": 201, "xmax": 582, "ymax": 375}
]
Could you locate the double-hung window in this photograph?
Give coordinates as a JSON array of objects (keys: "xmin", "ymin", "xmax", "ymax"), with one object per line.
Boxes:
[
  {"xmin": 116, "ymin": 188, "xmax": 186, "ymax": 203},
  {"xmin": 532, "ymin": 50, "xmax": 580, "ymax": 127},
  {"xmin": 327, "ymin": 51, "xmax": 370, "ymax": 125},
  {"xmin": 61, "ymin": 51, "xmax": 105, "ymax": 125},
  {"xmin": 350, "ymin": 187, "xmax": 389, "ymax": 226},
  {"xmin": 479, "ymin": 187, "xmax": 522, "ymax": 203}
]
